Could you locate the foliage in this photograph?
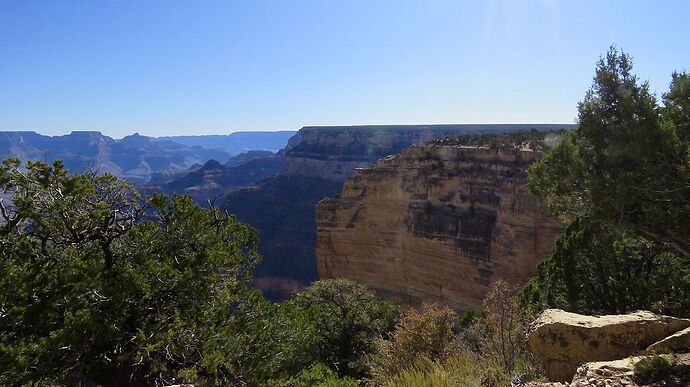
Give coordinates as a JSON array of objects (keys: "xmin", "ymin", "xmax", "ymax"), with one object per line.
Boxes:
[
  {"xmin": 382, "ymin": 351, "xmax": 509, "ymax": 387},
  {"xmin": 292, "ymin": 278, "xmax": 398, "ymax": 379},
  {"xmin": 479, "ymin": 281, "xmax": 535, "ymax": 373},
  {"xmin": 459, "ymin": 281, "xmax": 540, "ymax": 385},
  {"xmin": 634, "ymin": 354, "xmax": 674, "ymax": 379},
  {"xmin": 270, "ymin": 363, "xmax": 359, "ymax": 387},
  {"xmin": 458, "ymin": 308, "xmax": 483, "ymax": 329},
  {"xmin": 183, "ymin": 298, "xmax": 317, "ymax": 386},
  {"xmin": 0, "ymin": 170, "xmax": 393, "ymax": 387},
  {"xmin": 525, "ymin": 47, "xmax": 690, "ymax": 316},
  {"xmin": 0, "ymin": 158, "xmax": 267, "ymax": 385},
  {"xmin": 372, "ymin": 282, "xmax": 538, "ymax": 385},
  {"xmin": 522, "ymin": 218, "xmax": 690, "ymax": 316},
  {"xmin": 369, "ymin": 303, "xmax": 458, "ymax": 383}
]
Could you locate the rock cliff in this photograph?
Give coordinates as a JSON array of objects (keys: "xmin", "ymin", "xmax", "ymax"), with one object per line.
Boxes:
[
  {"xmin": 284, "ymin": 124, "xmax": 571, "ymax": 181},
  {"xmin": 316, "ymin": 143, "xmax": 563, "ymax": 309},
  {"xmin": 227, "ymin": 125, "xmax": 572, "ymax": 299}
]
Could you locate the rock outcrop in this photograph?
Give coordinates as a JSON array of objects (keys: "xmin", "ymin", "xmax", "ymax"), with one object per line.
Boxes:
[
  {"xmin": 316, "ymin": 144, "xmax": 563, "ymax": 309},
  {"xmin": 284, "ymin": 124, "xmax": 572, "ymax": 181},
  {"xmin": 529, "ymin": 353, "xmax": 690, "ymax": 386},
  {"xmin": 527, "ymin": 309, "xmax": 690, "ymax": 382}
]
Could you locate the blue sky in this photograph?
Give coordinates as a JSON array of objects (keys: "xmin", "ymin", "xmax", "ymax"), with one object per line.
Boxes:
[{"xmin": 0, "ymin": 1, "xmax": 688, "ymax": 138}]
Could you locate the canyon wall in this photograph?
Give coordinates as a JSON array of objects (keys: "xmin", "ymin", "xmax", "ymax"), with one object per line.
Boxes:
[
  {"xmin": 283, "ymin": 124, "xmax": 571, "ymax": 181},
  {"xmin": 226, "ymin": 124, "xmax": 572, "ymax": 300},
  {"xmin": 316, "ymin": 144, "xmax": 563, "ymax": 309}
]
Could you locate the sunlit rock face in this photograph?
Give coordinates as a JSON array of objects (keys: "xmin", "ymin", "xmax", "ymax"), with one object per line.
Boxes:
[
  {"xmin": 283, "ymin": 124, "xmax": 569, "ymax": 181},
  {"xmin": 316, "ymin": 144, "xmax": 563, "ymax": 309}
]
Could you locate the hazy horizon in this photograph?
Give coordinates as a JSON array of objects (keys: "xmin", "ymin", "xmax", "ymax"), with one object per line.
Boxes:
[
  {"xmin": 2, "ymin": 122, "xmax": 574, "ymax": 139},
  {"xmin": 2, "ymin": 1, "xmax": 688, "ymax": 138}
]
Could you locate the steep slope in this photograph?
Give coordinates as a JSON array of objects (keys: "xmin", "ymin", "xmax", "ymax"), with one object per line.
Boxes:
[
  {"xmin": 225, "ymin": 175, "xmax": 343, "ymax": 299},
  {"xmin": 316, "ymin": 144, "xmax": 563, "ymax": 309}
]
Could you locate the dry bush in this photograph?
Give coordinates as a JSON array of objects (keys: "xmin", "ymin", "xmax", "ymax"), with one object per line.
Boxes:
[
  {"xmin": 460, "ymin": 280, "xmax": 541, "ymax": 383},
  {"xmin": 368, "ymin": 303, "xmax": 458, "ymax": 384},
  {"xmin": 369, "ymin": 282, "xmax": 541, "ymax": 385},
  {"xmin": 382, "ymin": 353, "xmax": 510, "ymax": 387}
]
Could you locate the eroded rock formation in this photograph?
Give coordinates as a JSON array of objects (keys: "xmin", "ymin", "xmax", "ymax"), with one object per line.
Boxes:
[
  {"xmin": 316, "ymin": 144, "xmax": 563, "ymax": 309},
  {"xmin": 284, "ymin": 124, "xmax": 571, "ymax": 181},
  {"xmin": 228, "ymin": 125, "xmax": 573, "ymax": 299}
]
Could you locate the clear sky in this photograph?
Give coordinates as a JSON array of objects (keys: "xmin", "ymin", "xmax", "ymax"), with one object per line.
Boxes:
[{"xmin": 1, "ymin": 1, "xmax": 688, "ymax": 138}]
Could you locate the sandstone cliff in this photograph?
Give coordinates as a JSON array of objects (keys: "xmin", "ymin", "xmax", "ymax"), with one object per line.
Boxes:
[
  {"xmin": 226, "ymin": 125, "xmax": 572, "ymax": 299},
  {"xmin": 316, "ymin": 144, "xmax": 563, "ymax": 309},
  {"xmin": 283, "ymin": 124, "xmax": 571, "ymax": 181}
]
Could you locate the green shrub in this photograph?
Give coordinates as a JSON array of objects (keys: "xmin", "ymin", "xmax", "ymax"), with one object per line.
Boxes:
[
  {"xmin": 271, "ymin": 363, "xmax": 358, "ymax": 387},
  {"xmin": 634, "ymin": 354, "xmax": 674, "ymax": 379},
  {"xmin": 523, "ymin": 47, "xmax": 690, "ymax": 317},
  {"xmin": 292, "ymin": 279, "xmax": 398, "ymax": 379},
  {"xmin": 0, "ymin": 159, "xmax": 263, "ymax": 385},
  {"xmin": 369, "ymin": 303, "xmax": 458, "ymax": 383}
]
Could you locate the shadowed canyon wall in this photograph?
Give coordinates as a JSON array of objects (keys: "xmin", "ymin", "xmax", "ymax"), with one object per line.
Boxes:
[{"xmin": 316, "ymin": 144, "xmax": 563, "ymax": 309}]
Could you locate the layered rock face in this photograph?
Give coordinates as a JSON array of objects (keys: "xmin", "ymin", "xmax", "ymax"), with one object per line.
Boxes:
[
  {"xmin": 316, "ymin": 144, "xmax": 563, "ymax": 309},
  {"xmin": 226, "ymin": 125, "xmax": 573, "ymax": 299},
  {"xmin": 284, "ymin": 124, "xmax": 571, "ymax": 181}
]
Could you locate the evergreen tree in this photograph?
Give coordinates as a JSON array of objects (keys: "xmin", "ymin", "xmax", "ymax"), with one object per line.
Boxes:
[
  {"xmin": 0, "ymin": 158, "xmax": 262, "ymax": 385},
  {"xmin": 525, "ymin": 47, "xmax": 690, "ymax": 316}
]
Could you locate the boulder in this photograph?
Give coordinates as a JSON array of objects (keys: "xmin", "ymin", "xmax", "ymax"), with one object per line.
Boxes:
[{"xmin": 527, "ymin": 309, "xmax": 690, "ymax": 381}]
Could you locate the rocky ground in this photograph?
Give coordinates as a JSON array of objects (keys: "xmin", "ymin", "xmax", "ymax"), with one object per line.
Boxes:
[{"xmin": 528, "ymin": 353, "xmax": 690, "ymax": 386}]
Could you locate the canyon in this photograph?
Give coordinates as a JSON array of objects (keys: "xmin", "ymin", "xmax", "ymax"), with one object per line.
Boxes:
[
  {"xmin": 1, "ymin": 125, "xmax": 572, "ymax": 303},
  {"xmin": 316, "ymin": 142, "xmax": 563, "ymax": 309},
  {"xmin": 141, "ymin": 155, "xmax": 284, "ymax": 203},
  {"xmin": 0, "ymin": 131, "xmax": 292, "ymax": 184},
  {"xmin": 225, "ymin": 124, "xmax": 571, "ymax": 299}
]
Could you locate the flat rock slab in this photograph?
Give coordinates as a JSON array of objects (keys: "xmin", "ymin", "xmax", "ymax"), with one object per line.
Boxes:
[
  {"xmin": 647, "ymin": 326, "xmax": 690, "ymax": 353},
  {"xmin": 527, "ymin": 309, "xmax": 690, "ymax": 381}
]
